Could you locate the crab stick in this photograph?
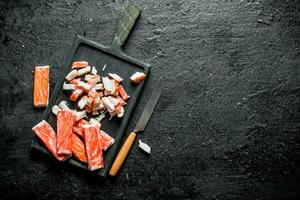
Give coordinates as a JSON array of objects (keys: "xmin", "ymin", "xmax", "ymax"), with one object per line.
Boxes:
[
  {"xmin": 70, "ymin": 78, "xmax": 81, "ymax": 84},
  {"xmin": 100, "ymin": 130, "xmax": 115, "ymax": 151},
  {"xmin": 52, "ymin": 105, "xmax": 61, "ymax": 115},
  {"xmin": 130, "ymin": 72, "xmax": 146, "ymax": 84},
  {"xmin": 33, "ymin": 65, "xmax": 49, "ymax": 107},
  {"xmin": 108, "ymin": 73, "xmax": 123, "ymax": 82},
  {"xmin": 56, "ymin": 110, "xmax": 76, "ymax": 156},
  {"xmin": 72, "ymin": 61, "xmax": 88, "ymax": 69},
  {"xmin": 58, "ymin": 101, "xmax": 71, "ymax": 111},
  {"xmin": 63, "ymin": 82, "xmax": 76, "ymax": 90},
  {"xmin": 102, "ymin": 77, "xmax": 116, "ymax": 94},
  {"xmin": 94, "ymin": 83, "xmax": 103, "ymax": 91},
  {"xmin": 77, "ymin": 81, "xmax": 92, "ymax": 92},
  {"xmin": 32, "ymin": 120, "xmax": 69, "ymax": 161},
  {"xmin": 70, "ymin": 88, "xmax": 83, "ymax": 102},
  {"xmin": 77, "ymin": 66, "xmax": 91, "ymax": 76},
  {"xmin": 118, "ymin": 85, "xmax": 130, "ymax": 101},
  {"xmin": 65, "ymin": 69, "xmax": 78, "ymax": 81},
  {"xmin": 83, "ymin": 122, "xmax": 104, "ymax": 170},
  {"xmin": 78, "ymin": 96, "xmax": 89, "ymax": 109}
]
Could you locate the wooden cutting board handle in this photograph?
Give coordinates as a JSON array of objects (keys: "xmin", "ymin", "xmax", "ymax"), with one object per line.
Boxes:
[
  {"xmin": 109, "ymin": 131, "xmax": 137, "ymax": 176},
  {"xmin": 111, "ymin": 1, "xmax": 141, "ymax": 53}
]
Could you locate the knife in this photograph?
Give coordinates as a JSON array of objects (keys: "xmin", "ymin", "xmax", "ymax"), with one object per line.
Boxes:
[{"xmin": 109, "ymin": 77, "xmax": 163, "ymax": 176}]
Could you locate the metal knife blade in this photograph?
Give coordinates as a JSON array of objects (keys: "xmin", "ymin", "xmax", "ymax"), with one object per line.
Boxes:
[{"xmin": 134, "ymin": 77, "xmax": 163, "ymax": 132}]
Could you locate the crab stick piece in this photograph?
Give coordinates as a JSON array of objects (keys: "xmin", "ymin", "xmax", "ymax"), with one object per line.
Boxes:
[
  {"xmin": 52, "ymin": 105, "xmax": 61, "ymax": 115},
  {"xmin": 88, "ymin": 88, "xmax": 98, "ymax": 98},
  {"xmin": 33, "ymin": 65, "xmax": 49, "ymax": 107},
  {"xmin": 130, "ymin": 72, "xmax": 146, "ymax": 84},
  {"xmin": 108, "ymin": 73, "xmax": 123, "ymax": 82},
  {"xmin": 72, "ymin": 61, "xmax": 88, "ymax": 69},
  {"xmin": 77, "ymin": 81, "xmax": 92, "ymax": 92},
  {"xmin": 75, "ymin": 110, "xmax": 87, "ymax": 121},
  {"xmin": 65, "ymin": 69, "xmax": 78, "ymax": 81},
  {"xmin": 58, "ymin": 101, "xmax": 71, "ymax": 111},
  {"xmin": 57, "ymin": 110, "xmax": 76, "ymax": 156},
  {"xmin": 84, "ymin": 74, "xmax": 98, "ymax": 81},
  {"xmin": 118, "ymin": 85, "xmax": 130, "ymax": 101},
  {"xmin": 102, "ymin": 77, "xmax": 116, "ymax": 94},
  {"xmin": 83, "ymin": 122, "xmax": 103, "ymax": 170},
  {"xmin": 109, "ymin": 104, "xmax": 124, "ymax": 118},
  {"xmin": 102, "ymin": 97, "xmax": 115, "ymax": 112},
  {"xmin": 77, "ymin": 66, "xmax": 91, "ymax": 76},
  {"xmin": 78, "ymin": 96, "xmax": 89, "ymax": 109},
  {"xmin": 70, "ymin": 78, "xmax": 81, "ymax": 84},
  {"xmin": 63, "ymin": 82, "xmax": 76, "ymax": 90},
  {"xmin": 108, "ymin": 96, "xmax": 119, "ymax": 105},
  {"xmin": 70, "ymin": 88, "xmax": 83, "ymax": 102},
  {"xmin": 87, "ymin": 76, "xmax": 100, "ymax": 86},
  {"xmin": 94, "ymin": 83, "xmax": 103, "ymax": 91},
  {"xmin": 72, "ymin": 133, "xmax": 87, "ymax": 163},
  {"xmin": 32, "ymin": 120, "xmax": 69, "ymax": 161},
  {"xmin": 100, "ymin": 130, "xmax": 115, "ymax": 151},
  {"xmin": 91, "ymin": 66, "xmax": 97, "ymax": 75}
]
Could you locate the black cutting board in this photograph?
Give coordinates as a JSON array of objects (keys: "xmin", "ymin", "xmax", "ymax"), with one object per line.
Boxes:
[{"xmin": 31, "ymin": 2, "xmax": 150, "ymax": 177}]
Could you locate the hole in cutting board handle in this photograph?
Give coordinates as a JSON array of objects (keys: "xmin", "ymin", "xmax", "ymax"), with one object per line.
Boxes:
[{"xmin": 111, "ymin": 1, "xmax": 141, "ymax": 54}]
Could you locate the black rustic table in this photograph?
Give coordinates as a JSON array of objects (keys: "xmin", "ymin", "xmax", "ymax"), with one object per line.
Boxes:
[{"xmin": 0, "ymin": 0, "xmax": 300, "ymax": 199}]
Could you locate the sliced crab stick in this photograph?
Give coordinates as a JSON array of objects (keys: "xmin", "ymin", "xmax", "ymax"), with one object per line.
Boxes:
[
  {"xmin": 100, "ymin": 130, "xmax": 115, "ymax": 151},
  {"xmin": 102, "ymin": 77, "xmax": 116, "ymax": 94},
  {"xmin": 70, "ymin": 88, "xmax": 83, "ymax": 102},
  {"xmin": 118, "ymin": 85, "xmax": 130, "ymax": 100},
  {"xmin": 58, "ymin": 101, "xmax": 71, "ymax": 111},
  {"xmin": 32, "ymin": 120, "xmax": 69, "ymax": 161},
  {"xmin": 75, "ymin": 110, "xmax": 87, "ymax": 121},
  {"xmin": 83, "ymin": 122, "xmax": 104, "ymax": 170},
  {"xmin": 56, "ymin": 110, "xmax": 76, "ymax": 156},
  {"xmin": 77, "ymin": 66, "xmax": 91, "ymax": 76},
  {"xmin": 108, "ymin": 73, "xmax": 123, "ymax": 82},
  {"xmin": 65, "ymin": 69, "xmax": 78, "ymax": 81},
  {"xmin": 33, "ymin": 65, "xmax": 49, "ymax": 107},
  {"xmin": 52, "ymin": 105, "xmax": 61, "ymax": 115},
  {"xmin": 63, "ymin": 82, "xmax": 76, "ymax": 90},
  {"xmin": 94, "ymin": 83, "xmax": 103, "ymax": 91},
  {"xmin": 77, "ymin": 81, "xmax": 92, "ymax": 92},
  {"xmin": 130, "ymin": 72, "xmax": 146, "ymax": 84},
  {"xmin": 72, "ymin": 133, "xmax": 87, "ymax": 163},
  {"xmin": 78, "ymin": 96, "xmax": 89, "ymax": 109},
  {"xmin": 70, "ymin": 78, "xmax": 81, "ymax": 84},
  {"xmin": 72, "ymin": 61, "xmax": 88, "ymax": 69}
]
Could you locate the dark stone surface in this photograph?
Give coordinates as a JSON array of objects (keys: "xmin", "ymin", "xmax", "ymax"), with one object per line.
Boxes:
[{"xmin": 0, "ymin": 0, "xmax": 300, "ymax": 199}]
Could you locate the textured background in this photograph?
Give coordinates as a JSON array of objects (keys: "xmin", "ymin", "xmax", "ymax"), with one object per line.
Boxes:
[{"xmin": 0, "ymin": 0, "xmax": 300, "ymax": 199}]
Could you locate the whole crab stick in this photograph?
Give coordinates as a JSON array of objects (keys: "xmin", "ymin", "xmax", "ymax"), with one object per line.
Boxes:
[
  {"xmin": 32, "ymin": 120, "xmax": 69, "ymax": 161},
  {"xmin": 83, "ymin": 122, "xmax": 103, "ymax": 171},
  {"xmin": 56, "ymin": 110, "xmax": 76, "ymax": 156},
  {"xmin": 33, "ymin": 65, "xmax": 49, "ymax": 107}
]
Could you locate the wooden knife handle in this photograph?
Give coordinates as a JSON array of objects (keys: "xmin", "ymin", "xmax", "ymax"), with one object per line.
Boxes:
[{"xmin": 109, "ymin": 132, "xmax": 137, "ymax": 176}]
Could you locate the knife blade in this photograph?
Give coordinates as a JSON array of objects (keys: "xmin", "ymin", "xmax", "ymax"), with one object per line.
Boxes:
[
  {"xmin": 109, "ymin": 77, "xmax": 163, "ymax": 176},
  {"xmin": 134, "ymin": 76, "xmax": 163, "ymax": 132}
]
